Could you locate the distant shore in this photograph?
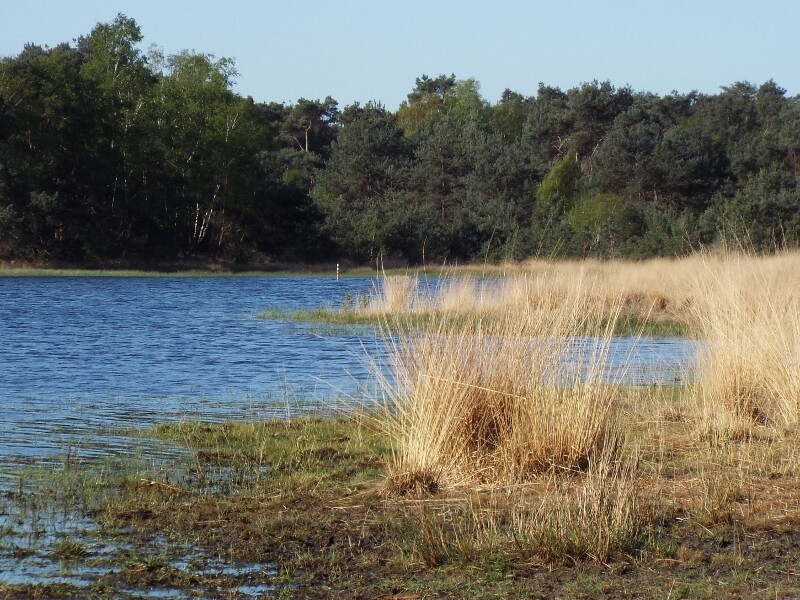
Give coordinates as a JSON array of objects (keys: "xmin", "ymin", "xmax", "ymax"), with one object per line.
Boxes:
[
  {"xmin": 0, "ymin": 257, "xmax": 525, "ymax": 278},
  {"xmin": 0, "ymin": 259, "xmax": 388, "ymax": 277}
]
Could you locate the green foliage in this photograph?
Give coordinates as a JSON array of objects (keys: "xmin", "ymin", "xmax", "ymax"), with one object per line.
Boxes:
[
  {"xmin": 313, "ymin": 102, "xmax": 410, "ymax": 261},
  {"xmin": 718, "ymin": 166, "xmax": 800, "ymax": 250},
  {"xmin": 1, "ymin": 19, "xmax": 799, "ymax": 265},
  {"xmin": 536, "ymin": 154, "xmax": 582, "ymax": 206},
  {"xmin": 568, "ymin": 193, "xmax": 628, "ymax": 234},
  {"xmin": 566, "ymin": 193, "xmax": 635, "ymax": 256},
  {"xmin": 396, "ymin": 74, "xmax": 490, "ymax": 138},
  {"xmin": 490, "ymin": 89, "xmax": 527, "ymax": 139}
]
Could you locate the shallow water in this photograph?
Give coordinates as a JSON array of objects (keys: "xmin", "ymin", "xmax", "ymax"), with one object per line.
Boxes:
[
  {"xmin": 0, "ymin": 276, "xmax": 700, "ymax": 475},
  {"xmin": 0, "ymin": 276, "xmax": 384, "ymax": 476}
]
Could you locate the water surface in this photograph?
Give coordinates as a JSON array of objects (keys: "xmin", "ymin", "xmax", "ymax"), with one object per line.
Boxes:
[
  {"xmin": 0, "ymin": 276, "xmax": 381, "ymax": 472},
  {"xmin": 0, "ymin": 276, "xmax": 699, "ymax": 474}
]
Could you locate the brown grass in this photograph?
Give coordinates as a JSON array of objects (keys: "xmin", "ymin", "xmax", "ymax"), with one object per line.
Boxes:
[
  {"xmin": 377, "ymin": 273, "xmax": 627, "ymax": 491},
  {"xmin": 688, "ymin": 252, "xmax": 800, "ymax": 441},
  {"xmin": 371, "ymin": 250, "xmax": 800, "ymax": 567}
]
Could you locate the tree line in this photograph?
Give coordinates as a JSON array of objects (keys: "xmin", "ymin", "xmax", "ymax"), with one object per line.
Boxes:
[{"xmin": 1, "ymin": 15, "xmax": 799, "ymax": 265}]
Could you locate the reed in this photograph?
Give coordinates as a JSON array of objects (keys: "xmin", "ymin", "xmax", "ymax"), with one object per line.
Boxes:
[
  {"xmin": 363, "ymin": 260, "xmax": 695, "ymax": 336},
  {"xmin": 366, "ymin": 275, "xmax": 419, "ymax": 313}
]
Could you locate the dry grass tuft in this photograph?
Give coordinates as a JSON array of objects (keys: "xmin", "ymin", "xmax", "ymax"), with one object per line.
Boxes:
[
  {"xmin": 377, "ymin": 275, "xmax": 627, "ymax": 491},
  {"xmin": 367, "ymin": 275, "xmax": 419, "ymax": 313},
  {"xmin": 402, "ymin": 450, "xmax": 650, "ymax": 565},
  {"xmin": 384, "ymin": 469, "xmax": 440, "ymax": 497},
  {"xmin": 366, "ymin": 250, "xmax": 800, "ymax": 569},
  {"xmin": 362, "ymin": 256, "xmax": 704, "ymax": 331},
  {"xmin": 689, "ymin": 251, "xmax": 800, "ymax": 441},
  {"xmin": 510, "ymin": 454, "xmax": 647, "ymax": 563}
]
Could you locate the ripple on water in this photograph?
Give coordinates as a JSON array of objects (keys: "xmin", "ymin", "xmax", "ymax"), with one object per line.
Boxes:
[{"xmin": 0, "ymin": 276, "xmax": 700, "ymax": 474}]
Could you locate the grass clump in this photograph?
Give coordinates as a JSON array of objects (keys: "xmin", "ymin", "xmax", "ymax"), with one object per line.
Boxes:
[
  {"xmin": 370, "ymin": 273, "xmax": 657, "ymax": 567},
  {"xmin": 510, "ymin": 457, "xmax": 646, "ymax": 563},
  {"xmin": 689, "ymin": 252, "xmax": 800, "ymax": 441},
  {"xmin": 50, "ymin": 540, "xmax": 87, "ymax": 561},
  {"xmin": 379, "ymin": 274, "xmax": 627, "ymax": 491}
]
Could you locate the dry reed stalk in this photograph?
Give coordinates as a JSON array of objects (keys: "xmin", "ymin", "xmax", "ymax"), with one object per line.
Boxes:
[
  {"xmin": 362, "ymin": 254, "xmax": 706, "ymax": 329},
  {"xmin": 367, "ymin": 275, "xmax": 419, "ymax": 314},
  {"xmin": 404, "ymin": 251, "xmax": 800, "ymax": 330},
  {"xmin": 436, "ymin": 278, "xmax": 480, "ymax": 313}
]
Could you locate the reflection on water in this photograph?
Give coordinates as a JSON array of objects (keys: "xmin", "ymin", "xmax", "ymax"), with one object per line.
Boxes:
[{"xmin": 0, "ymin": 276, "xmax": 700, "ymax": 475}]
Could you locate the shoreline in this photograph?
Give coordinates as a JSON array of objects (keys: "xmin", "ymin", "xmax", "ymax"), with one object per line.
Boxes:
[
  {"xmin": 0, "ymin": 259, "xmax": 459, "ymax": 278},
  {"xmin": 2, "ymin": 413, "xmax": 799, "ymax": 598}
]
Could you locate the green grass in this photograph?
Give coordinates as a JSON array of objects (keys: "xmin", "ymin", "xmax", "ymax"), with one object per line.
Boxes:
[
  {"xmin": 50, "ymin": 540, "xmax": 88, "ymax": 561},
  {"xmin": 262, "ymin": 305, "xmax": 689, "ymax": 337}
]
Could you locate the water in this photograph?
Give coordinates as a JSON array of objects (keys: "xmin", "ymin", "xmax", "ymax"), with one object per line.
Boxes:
[
  {"xmin": 0, "ymin": 276, "xmax": 700, "ymax": 472},
  {"xmin": 0, "ymin": 276, "xmax": 381, "ymax": 594},
  {"xmin": 0, "ymin": 276, "xmax": 384, "ymax": 473}
]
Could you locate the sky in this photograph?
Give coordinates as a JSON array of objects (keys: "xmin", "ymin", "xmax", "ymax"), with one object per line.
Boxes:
[{"xmin": 1, "ymin": 1, "xmax": 798, "ymax": 109}]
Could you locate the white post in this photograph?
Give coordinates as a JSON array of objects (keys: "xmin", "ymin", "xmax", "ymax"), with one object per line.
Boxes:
[{"xmin": 336, "ymin": 263, "xmax": 340, "ymax": 281}]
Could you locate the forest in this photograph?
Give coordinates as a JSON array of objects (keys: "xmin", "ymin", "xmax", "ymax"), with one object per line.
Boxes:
[{"xmin": 1, "ymin": 15, "xmax": 799, "ymax": 266}]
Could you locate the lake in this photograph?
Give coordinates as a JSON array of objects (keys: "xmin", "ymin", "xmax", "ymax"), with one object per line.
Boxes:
[{"xmin": 0, "ymin": 276, "xmax": 699, "ymax": 479}]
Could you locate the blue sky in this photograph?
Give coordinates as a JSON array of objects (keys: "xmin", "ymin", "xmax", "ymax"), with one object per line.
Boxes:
[{"xmin": 2, "ymin": 1, "xmax": 797, "ymax": 108}]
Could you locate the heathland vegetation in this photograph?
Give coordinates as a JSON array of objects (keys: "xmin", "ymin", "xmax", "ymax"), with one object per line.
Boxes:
[
  {"xmin": 3, "ymin": 252, "xmax": 800, "ymax": 597},
  {"xmin": 1, "ymin": 15, "xmax": 799, "ymax": 267}
]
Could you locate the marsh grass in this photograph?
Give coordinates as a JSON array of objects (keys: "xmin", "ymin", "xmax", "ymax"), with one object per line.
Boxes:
[
  {"xmin": 6, "ymin": 251, "xmax": 800, "ymax": 596},
  {"xmin": 359, "ymin": 259, "xmax": 697, "ymax": 330},
  {"xmin": 510, "ymin": 455, "xmax": 647, "ymax": 563},
  {"xmin": 4, "ymin": 407, "xmax": 800, "ymax": 597},
  {"xmin": 266, "ymin": 269, "xmax": 691, "ymax": 336},
  {"xmin": 50, "ymin": 540, "xmax": 87, "ymax": 561},
  {"xmin": 688, "ymin": 252, "xmax": 800, "ymax": 441},
  {"xmin": 401, "ymin": 453, "xmax": 650, "ymax": 567},
  {"xmin": 363, "ymin": 271, "xmax": 663, "ymax": 568},
  {"xmin": 378, "ymin": 273, "xmax": 629, "ymax": 491}
]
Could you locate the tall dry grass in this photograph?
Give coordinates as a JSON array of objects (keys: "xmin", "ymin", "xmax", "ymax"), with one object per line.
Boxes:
[
  {"xmin": 509, "ymin": 454, "xmax": 645, "ymax": 563},
  {"xmin": 378, "ymin": 274, "xmax": 627, "ymax": 491},
  {"xmin": 689, "ymin": 251, "xmax": 800, "ymax": 440},
  {"xmin": 364, "ymin": 255, "xmax": 701, "ymax": 331},
  {"xmin": 373, "ymin": 273, "xmax": 653, "ymax": 562},
  {"xmin": 407, "ymin": 452, "xmax": 647, "ymax": 565},
  {"xmin": 371, "ymin": 250, "xmax": 800, "ymax": 564},
  {"xmin": 366, "ymin": 275, "xmax": 419, "ymax": 313}
]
